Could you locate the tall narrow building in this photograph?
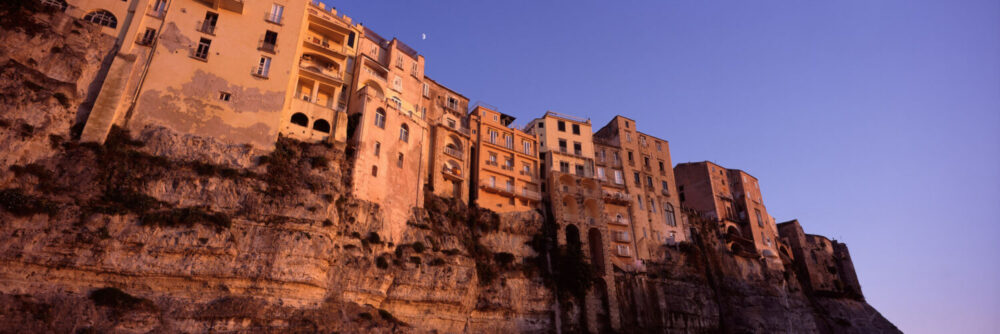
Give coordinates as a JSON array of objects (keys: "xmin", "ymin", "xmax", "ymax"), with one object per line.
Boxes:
[
  {"xmin": 469, "ymin": 104, "xmax": 540, "ymax": 213},
  {"xmin": 593, "ymin": 116, "xmax": 686, "ymax": 263},
  {"xmin": 423, "ymin": 77, "xmax": 472, "ymax": 203}
]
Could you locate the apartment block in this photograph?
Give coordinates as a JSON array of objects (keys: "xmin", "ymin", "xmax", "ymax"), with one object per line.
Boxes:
[
  {"xmin": 593, "ymin": 141, "xmax": 640, "ymax": 270},
  {"xmin": 71, "ymin": 0, "xmax": 354, "ymax": 148},
  {"xmin": 347, "ymin": 28, "xmax": 430, "ymax": 242},
  {"xmin": 469, "ymin": 105, "xmax": 540, "ymax": 213},
  {"xmin": 423, "ymin": 77, "xmax": 472, "ymax": 203},
  {"xmin": 593, "ymin": 116, "xmax": 686, "ymax": 263},
  {"xmin": 674, "ymin": 161, "xmax": 780, "ymax": 262}
]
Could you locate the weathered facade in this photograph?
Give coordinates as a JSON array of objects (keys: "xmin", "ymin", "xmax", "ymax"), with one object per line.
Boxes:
[
  {"xmin": 778, "ymin": 220, "xmax": 864, "ymax": 298},
  {"xmin": 594, "ymin": 116, "xmax": 687, "ymax": 264},
  {"xmin": 674, "ymin": 161, "xmax": 783, "ymax": 266},
  {"xmin": 423, "ymin": 77, "xmax": 472, "ymax": 203}
]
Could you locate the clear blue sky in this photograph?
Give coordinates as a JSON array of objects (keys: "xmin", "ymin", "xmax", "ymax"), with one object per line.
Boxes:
[{"xmin": 324, "ymin": 1, "xmax": 1000, "ymax": 332}]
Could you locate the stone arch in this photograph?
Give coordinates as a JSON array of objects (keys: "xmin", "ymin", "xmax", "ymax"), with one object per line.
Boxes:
[
  {"xmin": 83, "ymin": 9, "xmax": 117, "ymax": 28},
  {"xmin": 561, "ymin": 195, "xmax": 578, "ymax": 218},
  {"xmin": 581, "ymin": 178, "xmax": 599, "ymax": 194},
  {"xmin": 726, "ymin": 226, "xmax": 741, "ymax": 237},
  {"xmin": 312, "ymin": 119, "xmax": 330, "ymax": 133},
  {"xmin": 558, "ymin": 174, "xmax": 575, "ymax": 192},
  {"xmin": 290, "ymin": 113, "xmax": 308, "ymax": 127},
  {"xmin": 360, "ymin": 80, "xmax": 385, "ymax": 98},
  {"xmin": 588, "ymin": 228, "xmax": 606, "ymax": 274},
  {"xmin": 447, "ymin": 134, "xmax": 463, "ymax": 151},
  {"xmin": 565, "ymin": 224, "xmax": 581, "ymax": 249},
  {"xmin": 584, "ymin": 198, "xmax": 601, "ymax": 223}
]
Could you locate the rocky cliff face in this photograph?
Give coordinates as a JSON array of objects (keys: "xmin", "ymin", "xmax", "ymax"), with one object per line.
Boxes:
[{"xmin": 0, "ymin": 7, "xmax": 897, "ymax": 333}]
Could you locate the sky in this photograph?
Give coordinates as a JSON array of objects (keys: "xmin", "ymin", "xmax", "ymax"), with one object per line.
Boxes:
[{"xmin": 322, "ymin": 1, "xmax": 1000, "ymax": 332}]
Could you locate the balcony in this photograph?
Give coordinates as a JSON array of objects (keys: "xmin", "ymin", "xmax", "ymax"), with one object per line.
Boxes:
[
  {"xmin": 299, "ymin": 57, "xmax": 343, "ymax": 83},
  {"xmin": 603, "ymin": 190, "xmax": 630, "ymax": 205},
  {"xmin": 258, "ymin": 40, "xmax": 276, "ymax": 54},
  {"xmin": 608, "ymin": 215, "xmax": 630, "ymax": 226},
  {"xmin": 304, "ymin": 36, "xmax": 348, "ymax": 58},
  {"xmin": 612, "ymin": 232, "xmax": 631, "ymax": 243},
  {"xmin": 480, "ymin": 181, "xmax": 515, "ymax": 196},
  {"xmin": 442, "ymin": 166, "xmax": 462, "ymax": 180},
  {"xmin": 615, "ymin": 245, "xmax": 632, "ymax": 257},
  {"xmin": 519, "ymin": 188, "xmax": 542, "ymax": 201},
  {"xmin": 519, "ymin": 170, "xmax": 533, "ymax": 177},
  {"xmin": 661, "ymin": 188, "xmax": 670, "ymax": 197},
  {"xmin": 501, "ymin": 164, "xmax": 514, "ymax": 171},
  {"xmin": 443, "ymin": 147, "xmax": 463, "ymax": 160}
]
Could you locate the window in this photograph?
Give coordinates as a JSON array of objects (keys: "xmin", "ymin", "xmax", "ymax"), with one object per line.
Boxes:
[
  {"xmin": 488, "ymin": 152, "xmax": 497, "ymax": 164},
  {"xmin": 137, "ymin": 28, "xmax": 156, "ymax": 45},
  {"xmin": 559, "ymin": 161, "xmax": 570, "ymax": 173},
  {"xmin": 661, "ymin": 181, "xmax": 668, "ymax": 192},
  {"xmin": 613, "ymin": 152, "xmax": 620, "ymax": 164},
  {"xmin": 558, "ymin": 139, "xmax": 567, "ymax": 152},
  {"xmin": 505, "ymin": 157, "xmax": 513, "ymax": 169},
  {"xmin": 399, "ymin": 124, "xmax": 409, "ymax": 142},
  {"xmin": 411, "ymin": 63, "xmax": 418, "ymax": 76},
  {"xmin": 665, "ymin": 203, "xmax": 676, "ymax": 226},
  {"xmin": 254, "ymin": 56, "xmax": 271, "ymax": 77},
  {"xmin": 290, "ymin": 113, "xmax": 308, "ymax": 127},
  {"xmin": 641, "ymin": 136, "xmax": 647, "ymax": 146},
  {"xmin": 489, "ymin": 176, "xmax": 496, "ymax": 187},
  {"xmin": 537, "ymin": 122, "xmax": 544, "ymax": 128},
  {"xmin": 84, "ymin": 10, "xmax": 117, "ymax": 28},
  {"xmin": 522, "ymin": 163, "xmax": 530, "ymax": 175},
  {"xmin": 374, "ymin": 142, "xmax": 380, "ymax": 156},
  {"xmin": 371, "ymin": 166, "xmax": 378, "ymax": 177},
  {"xmin": 267, "ymin": 4, "xmax": 284, "ymax": 24},
  {"xmin": 659, "ymin": 161, "xmax": 665, "ymax": 172},
  {"xmin": 646, "ymin": 176, "xmax": 653, "ymax": 187},
  {"xmin": 597, "ymin": 167, "xmax": 605, "ymax": 180},
  {"xmin": 42, "ymin": 0, "xmax": 69, "ymax": 12},
  {"xmin": 627, "ymin": 151, "xmax": 633, "ymax": 162},
  {"xmin": 193, "ymin": 38, "xmax": 211, "ymax": 60},
  {"xmin": 656, "ymin": 141, "xmax": 662, "ymax": 151},
  {"xmin": 374, "ymin": 108, "xmax": 386, "ymax": 128},
  {"xmin": 614, "ymin": 170, "xmax": 623, "ymax": 184},
  {"xmin": 557, "ymin": 121, "xmax": 566, "ymax": 132},
  {"xmin": 506, "ymin": 180, "xmax": 514, "ymax": 192},
  {"xmin": 572, "ymin": 124, "xmax": 580, "ymax": 135},
  {"xmin": 638, "ymin": 195, "xmax": 644, "ymax": 209},
  {"xmin": 756, "ymin": 209, "xmax": 764, "ymax": 227},
  {"xmin": 392, "ymin": 76, "xmax": 402, "ymax": 91},
  {"xmin": 624, "ymin": 121, "xmax": 630, "ymax": 129},
  {"xmin": 504, "ymin": 134, "xmax": 513, "ymax": 148},
  {"xmin": 573, "ymin": 142, "xmax": 582, "ymax": 155},
  {"xmin": 649, "ymin": 199, "xmax": 655, "ymax": 211},
  {"xmin": 396, "ymin": 55, "xmax": 403, "ymax": 68},
  {"xmin": 447, "ymin": 97, "xmax": 458, "ymax": 110},
  {"xmin": 575, "ymin": 164, "xmax": 584, "ymax": 176},
  {"xmin": 633, "ymin": 172, "xmax": 640, "ymax": 185},
  {"xmin": 422, "ymin": 83, "xmax": 429, "ymax": 97},
  {"xmin": 218, "ymin": 91, "xmax": 231, "ymax": 101},
  {"xmin": 523, "ymin": 141, "xmax": 532, "ymax": 155},
  {"xmin": 489, "ymin": 130, "xmax": 497, "ymax": 144},
  {"xmin": 313, "ymin": 119, "xmax": 330, "ymax": 133},
  {"xmin": 626, "ymin": 132, "xmax": 632, "ymax": 142},
  {"xmin": 397, "ymin": 153, "xmax": 404, "ymax": 167},
  {"xmin": 644, "ymin": 156, "xmax": 650, "ymax": 167},
  {"xmin": 389, "ymin": 96, "xmax": 401, "ymax": 109},
  {"xmin": 260, "ymin": 31, "xmax": 278, "ymax": 53},
  {"xmin": 200, "ymin": 12, "xmax": 218, "ymax": 34},
  {"xmin": 447, "ymin": 119, "xmax": 456, "ymax": 128}
]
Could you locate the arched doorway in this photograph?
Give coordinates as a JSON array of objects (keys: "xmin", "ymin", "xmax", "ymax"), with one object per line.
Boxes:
[
  {"xmin": 588, "ymin": 228, "xmax": 605, "ymax": 274},
  {"xmin": 565, "ymin": 224, "xmax": 581, "ymax": 250}
]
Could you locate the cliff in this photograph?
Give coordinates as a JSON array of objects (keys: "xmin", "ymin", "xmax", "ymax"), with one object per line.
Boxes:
[{"xmin": 0, "ymin": 7, "xmax": 898, "ymax": 333}]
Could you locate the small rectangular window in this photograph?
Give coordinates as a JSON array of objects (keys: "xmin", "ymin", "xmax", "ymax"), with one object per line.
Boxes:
[
  {"xmin": 138, "ymin": 28, "xmax": 156, "ymax": 45},
  {"xmin": 557, "ymin": 121, "xmax": 566, "ymax": 132},
  {"xmin": 254, "ymin": 56, "xmax": 271, "ymax": 77},
  {"xmin": 260, "ymin": 31, "xmax": 278, "ymax": 53},
  {"xmin": 267, "ymin": 4, "xmax": 284, "ymax": 24},
  {"xmin": 218, "ymin": 91, "xmax": 231, "ymax": 101},
  {"xmin": 193, "ymin": 38, "xmax": 211, "ymax": 60},
  {"xmin": 422, "ymin": 83, "xmax": 429, "ymax": 97},
  {"xmin": 572, "ymin": 124, "xmax": 580, "ymax": 135},
  {"xmin": 200, "ymin": 12, "xmax": 218, "ymax": 34}
]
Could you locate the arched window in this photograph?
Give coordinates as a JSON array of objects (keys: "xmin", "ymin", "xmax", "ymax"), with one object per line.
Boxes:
[
  {"xmin": 615, "ymin": 213, "xmax": 624, "ymax": 224},
  {"xmin": 83, "ymin": 10, "xmax": 118, "ymax": 28},
  {"xmin": 399, "ymin": 124, "xmax": 409, "ymax": 142},
  {"xmin": 664, "ymin": 203, "xmax": 676, "ymax": 227},
  {"xmin": 41, "ymin": 0, "xmax": 68, "ymax": 11},
  {"xmin": 374, "ymin": 108, "xmax": 386, "ymax": 128},
  {"xmin": 290, "ymin": 113, "xmax": 308, "ymax": 127},
  {"xmin": 312, "ymin": 119, "xmax": 331, "ymax": 133}
]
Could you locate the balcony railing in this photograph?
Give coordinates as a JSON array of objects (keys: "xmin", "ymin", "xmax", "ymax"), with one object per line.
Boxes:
[
  {"xmin": 608, "ymin": 215, "xmax": 630, "ymax": 226},
  {"xmin": 520, "ymin": 188, "xmax": 541, "ymax": 201},
  {"xmin": 613, "ymin": 232, "xmax": 631, "ymax": 243},
  {"xmin": 258, "ymin": 40, "xmax": 276, "ymax": 54},
  {"xmin": 661, "ymin": 188, "xmax": 670, "ymax": 197},
  {"xmin": 299, "ymin": 58, "xmax": 343, "ymax": 81},
  {"xmin": 603, "ymin": 190, "xmax": 630, "ymax": 204},
  {"xmin": 480, "ymin": 181, "xmax": 515, "ymax": 196},
  {"xmin": 443, "ymin": 147, "xmax": 463, "ymax": 160},
  {"xmin": 306, "ymin": 36, "xmax": 347, "ymax": 55}
]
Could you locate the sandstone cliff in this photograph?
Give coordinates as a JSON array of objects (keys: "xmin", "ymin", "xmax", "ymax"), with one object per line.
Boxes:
[{"xmin": 0, "ymin": 6, "xmax": 898, "ymax": 333}]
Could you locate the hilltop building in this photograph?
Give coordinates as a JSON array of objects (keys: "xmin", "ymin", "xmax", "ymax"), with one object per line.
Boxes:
[
  {"xmin": 593, "ymin": 116, "xmax": 686, "ymax": 265},
  {"xmin": 423, "ymin": 77, "xmax": 472, "ymax": 203},
  {"xmin": 469, "ymin": 104, "xmax": 541, "ymax": 213},
  {"xmin": 777, "ymin": 220, "xmax": 864, "ymax": 298},
  {"xmin": 674, "ymin": 161, "xmax": 781, "ymax": 264}
]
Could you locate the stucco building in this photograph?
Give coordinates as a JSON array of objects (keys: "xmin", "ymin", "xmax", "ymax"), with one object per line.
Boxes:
[
  {"xmin": 674, "ymin": 161, "xmax": 781, "ymax": 263},
  {"xmin": 593, "ymin": 116, "xmax": 686, "ymax": 264},
  {"xmin": 469, "ymin": 104, "xmax": 541, "ymax": 213},
  {"xmin": 423, "ymin": 77, "xmax": 472, "ymax": 203},
  {"xmin": 68, "ymin": 0, "xmax": 355, "ymax": 148}
]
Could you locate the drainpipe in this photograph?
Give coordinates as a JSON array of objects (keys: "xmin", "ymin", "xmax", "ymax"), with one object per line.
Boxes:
[{"xmin": 122, "ymin": 0, "xmax": 172, "ymax": 127}]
